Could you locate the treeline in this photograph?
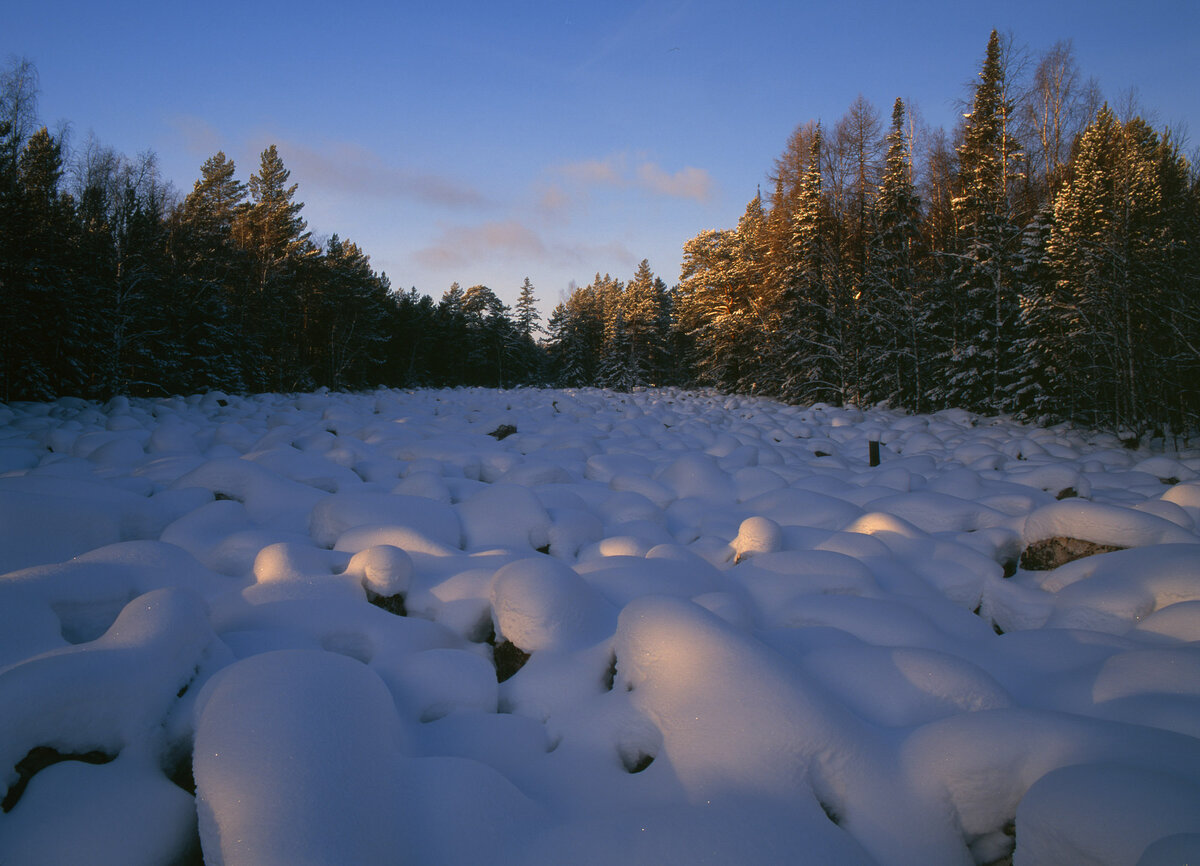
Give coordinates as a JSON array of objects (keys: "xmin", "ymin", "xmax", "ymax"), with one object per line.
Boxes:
[
  {"xmin": 543, "ymin": 32, "xmax": 1200, "ymax": 435},
  {"xmin": 659, "ymin": 31, "xmax": 1199, "ymax": 436},
  {"xmin": 0, "ymin": 59, "xmax": 544, "ymax": 402},
  {"xmin": 5, "ymin": 33, "xmax": 1200, "ymax": 438}
]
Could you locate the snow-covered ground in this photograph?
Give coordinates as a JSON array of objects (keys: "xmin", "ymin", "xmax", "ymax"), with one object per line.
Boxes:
[{"xmin": 1, "ymin": 387, "xmax": 1199, "ymax": 866}]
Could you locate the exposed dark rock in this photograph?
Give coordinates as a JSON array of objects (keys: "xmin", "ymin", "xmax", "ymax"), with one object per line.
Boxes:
[
  {"xmin": 819, "ymin": 799, "xmax": 842, "ymax": 825},
  {"xmin": 493, "ymin": 640, "xmax": 530, "ymax": 682},
  {"xmin": 621, "ymin": 751, "xmax": 654, "ymax": 774},
  {"xmin": 602, "ymin": 652, "xmax": 618, "ymax": 691},
  {"xmin": 166, "ymin": 753, "xmax": 196, "ymax": 796},
  {"xmin": 624, "ymin": 748, "xmax": 652, "ymax": 767},
  {"xmin": 973, "ymin": 605, "xmax": 1006, "ymax": 634},
  {"xmin": 1019, "ymin": 536, "xmax": 1125, "ymax": 571},
  {"xmin": 1054, "ymin": 487, "xmax": 1078, "ymax": 500},
  {"xmin": 487, "ymin": 424, "xmax": 518, "ymax": 440},
  {"xmin": 367, "ymin": 590, "xmax": 407, "ymax": 616},
  {"xmin": 3, "ymin": 746, "xmax": 116, "ymax": 813}
]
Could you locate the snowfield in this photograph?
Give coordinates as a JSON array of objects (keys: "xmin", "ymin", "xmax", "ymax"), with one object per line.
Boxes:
[{"xmin": 1, "ymin": 387, "xmax": 1200, "ymax": 866}]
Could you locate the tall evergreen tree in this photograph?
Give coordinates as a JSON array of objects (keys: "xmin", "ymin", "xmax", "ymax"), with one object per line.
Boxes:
[
  {"xmin": 233, "ymin": 145, "xmax": 316, "ymax": 389},
  {"xmin": 514, "ymin": 277, "xmax": 541, "ymax": 339},
  {"xmin": 676, "ymin": 228, "xmax": 743, "ymax": 390},
  {"xmin": 623, "ymin": 259, "xmax": 668, "ymax": 386},
  {"xmin": 12, "ymin": 127, "xmax": 77, "ymax": 397},
  {"xmin": 868, "ymin": 98, "xmax": 925, "ymax": 409},
  {"xmin": 1044, "ymin": 106, "xmax": 1196, "ymax": 433},
  {"xmin": 237, "ymin": 144, "xmax": 312, "ymax": 290},
  {"xmin": 779, "ymin": 125, "xmax": 842, "ymax": 404},
  {"xmin": 169, "ymin": 151, "xmax": 249, "ymax": 390},
  {"xmin": 831, "ymin": 95, "xmax": 883, "ymax": 404},
  {"xmin": 947, "ymin": 30, "xmax": 1024, "ymax": 413},
  {"xmin": 511, "ymin": 276, "xmax": 545, "ymax": 383}
]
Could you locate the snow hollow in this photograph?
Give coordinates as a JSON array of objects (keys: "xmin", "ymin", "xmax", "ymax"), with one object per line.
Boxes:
[{"xmin": 2, "ymin": 387, "xmax": 1200, "ymax": 866}]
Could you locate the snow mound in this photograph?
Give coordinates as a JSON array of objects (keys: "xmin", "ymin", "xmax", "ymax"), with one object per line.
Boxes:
[
  {"xmin": 1, "ymin": 386, "xmax": 1198, "ymax": 864},
  {"xmin": 193, "ymin": 649, "xmax": 409, "ymax": 866}
]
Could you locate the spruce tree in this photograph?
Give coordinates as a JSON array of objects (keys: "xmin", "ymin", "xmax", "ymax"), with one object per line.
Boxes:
[
  {"xmin": 868, "ymin": 98, "xmax": 924, "ymax": 410},
  {"xmin": 948, "ymin": 30, "xmax": 1024, "ymax": 414},
  {"xmin": 1045, "ymin": 106, "xmax": 1194, "ymax": 433},
  {"xmin": 624, "ymin": 259, "xmax": 666, "ymax": 386},
  {"xmin": 13, "ymin": 128, "xmax": 76, "ymax": 398},
  {"xmin": 676, "ymin": 228, "xmax": 742, "ymax": 390},
  {"xmin": 779, "ymin": 125, "xmax": 841, "ymax": 404},
  {"xmin": 515, "ymin": 277, "xmax": 541, "ymax": 339},
  {"xmin": 512, "ymin": 277, "xmax": 545, "ymax": 384}
]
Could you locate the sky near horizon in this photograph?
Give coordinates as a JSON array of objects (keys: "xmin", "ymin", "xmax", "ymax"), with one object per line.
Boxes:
[{"xmin": 5, "ymin": 0, "xmax": 1198, "ymax": 313}]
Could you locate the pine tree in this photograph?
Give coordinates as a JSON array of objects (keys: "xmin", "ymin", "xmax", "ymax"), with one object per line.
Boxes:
[
  {"xmin": 233, "ymin": 145, "xmax": 316, "ymax": 389},
  {"xmin": 181, "ymin": 151, "xmax": 247, "ymax": 257},
  {"xmin": 308, "ymin": 235, "xmax": 392, "ymax": 389},
  {"xmin": 676, "ymin": 228, "xmax": 742, "ymax": 390},
  {"xmin": 170, "ymin": 151, "xmax": 250, "ymax": 391},
  {"xmin": 237, "ymin": 144, "xmax": 312, "ymax": 290},
  {"xmin": 456, "ymin": 284, "xmax": 519, "ymax": 388}
]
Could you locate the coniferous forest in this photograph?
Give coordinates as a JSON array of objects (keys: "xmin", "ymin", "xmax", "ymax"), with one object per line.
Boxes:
[{"xmin": 2, "ymin": 31, "xmax": 1198, "ymax": 438}]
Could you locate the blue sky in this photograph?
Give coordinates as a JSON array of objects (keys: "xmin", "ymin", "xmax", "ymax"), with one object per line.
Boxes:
[{"xmin": 5, "ymin": 1, "xmax": 1198, "ymax": 313}]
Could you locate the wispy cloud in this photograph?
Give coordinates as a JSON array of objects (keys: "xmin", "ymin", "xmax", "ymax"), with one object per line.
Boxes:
[
  {"xmin": 413, "ymin": 219, "xmax": 639, "ymax": 273},
  {"xmin": 537, "ymin": 183, "xmax": 571, "ymax": 215},
  {"xmin": 276, "ymin": 140, "xmax": 488, "ymax": 208},
  {"xmin": 636, "ymin": 162, "xmax": 713, "ymax": 201},
  {"xmin": 167, "ymin": 114, "xmax": 224, "ymax": 158},
  {"xmin": 166, "ymin": 120, "xmax": 488, "ymax": 209},
  {"xmin": 558, "ymin": 155, "xmax": 626, "ymax": 186},
  {"xmin": 413, "ymin": 220, "xmax": 548, "ymax": 269},
  {"xmin": 547, "ymin": 152, "xmax": 714, "ymax": 204}
]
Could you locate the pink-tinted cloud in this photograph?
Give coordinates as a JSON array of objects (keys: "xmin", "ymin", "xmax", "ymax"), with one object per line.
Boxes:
[
  {"xmin": 549, "ymin": 152, "xmax": 713, "ymax": 203},
  {"xmin": 413, "ymin": 220, "xmax": 548, "ymax": 269},
  {"xmin": 264, "ymin": 139, "xmax": 488, "ymax": 208},
  {"xmin": 635, "ymin": 162, "xmax": 713, "ymax": 201},
  {"xmin": 413, "ymin": 220, "xmax": 638, "ymax": 272},
  {"xmin": 558, "ymin": 155, "xmax": 626, "ymax": 186},
  {"xmin": 537, "ymin": 183, "xmax": 571, "ymax": 215},
  {"xmin": 167, "ymin": 114, "xmax": 224, "ymax": 158}
]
